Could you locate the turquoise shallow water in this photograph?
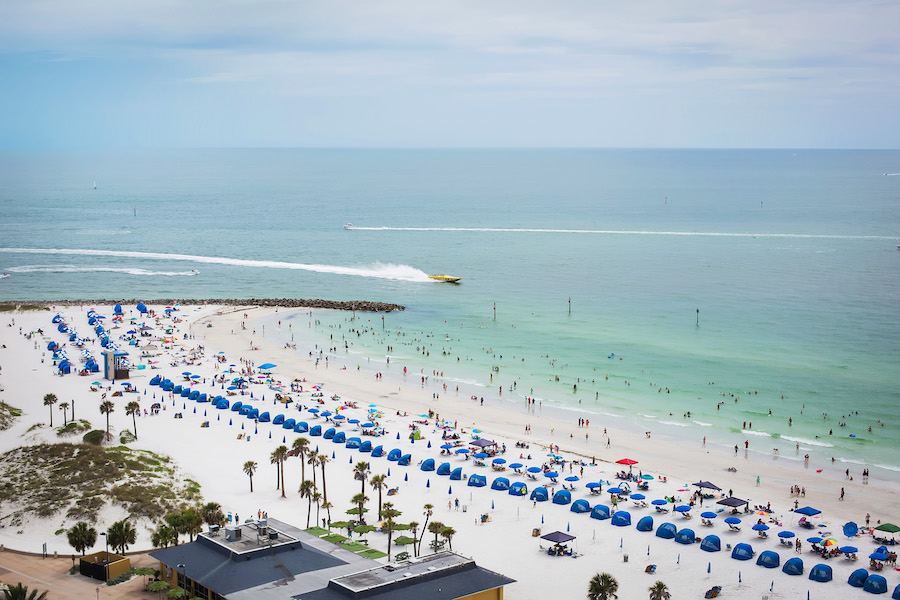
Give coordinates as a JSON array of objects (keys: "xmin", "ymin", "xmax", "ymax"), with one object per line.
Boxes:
[{"xmin": 1, "ymin": 149, "xmax": 899, "ymax": 475}]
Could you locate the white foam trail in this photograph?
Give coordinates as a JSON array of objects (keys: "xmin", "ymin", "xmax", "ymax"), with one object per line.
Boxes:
[
  {"xmin": 347, "ymin": 226, "xmax": 897, "ymax": 240},
  {"xmin": 780, "ymin": 435, "xmax": 833, "ymax": 448},
  {"xmin": 0, "ymin": 248, "xmax": 431, "ymax": 282},
  {"xmin": 659, "ymin": 420, "xmax": 689, "ymax": 427},
  {"xmin": 741, "ymin": 429, "xmax": 772, "ymax": 437},
  {"xmin": 692, "ymin": 421, "xmax": 713, "ymax": 427},
  {"xmin": 7, "ymin": 265, "xmax": 198, "ymax": 277}
]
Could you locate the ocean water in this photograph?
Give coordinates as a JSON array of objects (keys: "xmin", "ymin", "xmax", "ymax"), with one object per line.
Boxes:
[{"xmin": 2, "ymin": 149, "xmax": 899, "ymax": 476}]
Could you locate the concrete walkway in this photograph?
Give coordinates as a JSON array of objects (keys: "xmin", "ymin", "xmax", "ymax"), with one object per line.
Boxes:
[{"xmin": 0, "ymin": 550, "xmax": 159, "ymax": 599}]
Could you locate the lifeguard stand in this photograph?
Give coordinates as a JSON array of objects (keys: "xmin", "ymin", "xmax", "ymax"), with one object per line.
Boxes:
[{"xmin": 104, "ymin": 350, "xmax": 130, "ymax": 380}]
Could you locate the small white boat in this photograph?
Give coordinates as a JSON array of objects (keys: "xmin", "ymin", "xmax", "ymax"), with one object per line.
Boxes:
[{"xmin": 343, "ymin": 222, "xmax": 354, "ymax": 229}]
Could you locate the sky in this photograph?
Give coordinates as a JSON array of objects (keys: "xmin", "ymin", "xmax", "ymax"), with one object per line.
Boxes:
[{"xmin": 1, "ymin": 0, "xmax": 898, "ymax": 149}]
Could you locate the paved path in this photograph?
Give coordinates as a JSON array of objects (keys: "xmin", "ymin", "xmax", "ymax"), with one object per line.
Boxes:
[{"xmin": 0, "ymin": 550, "xmax": 158, "ymax": 599}]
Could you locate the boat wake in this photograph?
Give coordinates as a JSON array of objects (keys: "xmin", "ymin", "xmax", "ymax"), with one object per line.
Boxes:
[
  {"xmin": 346, "ymin": 226, "xmax": 897, "ymax": 240},
  {"xmin": 6, "ymin": 265, "xmax": 199, "ymax": 277},
  {"xmin": 0, "ymin": 248, "xmax": 431, "ymax": 282}
]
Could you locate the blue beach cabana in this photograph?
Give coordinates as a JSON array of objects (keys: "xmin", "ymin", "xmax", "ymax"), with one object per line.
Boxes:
[
  {"xmin": 636, "ymin": 515, "xmax": 654, "ymax": 532},
  {"xmin": 611, "ymin": 511, "xmax": 631, "ymax": 527},
  {"xmin": 189, "ymin": 390, "xmax": 199, "ymax": 401},
  {"xmin": 675, "ymin": 528, "xmax": 696, "ymax": 544},
  {"xmin": 731, "ymin": 543, "xmax": 754, "ymax": 561},
  {"xmin": 230, "ymin": 401, "xmax": 243, "ymax": 412},
  {"xmin": 530, "ymin": 487, "xmax": 549, "ymax": 502},
  {"xmin": 864, "ymin": 574, "xmax": 888, "ymax": 595},
  {"xmin": 756, "ymin": 550, "xmax": 780, "ymax": 569},
  {"xmin": 656, "ymin": 522, "xmax": 677, "ymax": 539},
  {"xmin": 571, "ymin": 499, "xmax": 591, "ymax": 514},
  {"xmin": 849, "ymin": 568, "xmax": 869, "ymax": 588},
  {"xmin": 370, "ymin": 445, "xmax": 383, "ymax": 457},
  {"xmin": 449, "ymin": 467, "xmax": 463, "ymax": 480},
  {"xmin": 258, "ymin": 412, "xmax": 270, "ymax": 422},
  {"xmin": 323, "ymin": 428, "xmax": 335, "ymax": 440},
  {"xmin": 509, "ymin": 482, "xmax": 527, "ymax": 496},
  {"xmin": 553, "ymin": 490, "xmax": 572, "ymax": 505},
  {"xmin": 216, "ymin": 399, "xmax": 230, "ymax": 410},
  {"xmin": 491, "ymin": 477, "xmax": 510, "ymax": 491},
  {"xmin": 782, "ymin": 557, "xmax": 804, "ymax": 575},
  {"xmin": 359, "ymin": 440, "xmax": 372, "ymax": 453},
  {"xmin": 468, "ymin": 474, "xmax": 487, "ymax": 487},
  {"xmin": 809, "ymin": 564, "xmax": 832, "ymax": 583},
  {"xmin": 591, "ymin": 505, "xmax": 611, "ymax": 521},
  {"xmin": 332, "ymin": 431, "xmax": 346, "ymax": 444},
  {"xmin": 387, "ymin": 448, "xmax": 402, "ymax": 461},
  {"xmin": 294, "ymin": 421, "xmax": 309, "ymax": 433},
  {"xmin": 421, "ymin": 458, "xmax": 436, "ymax": 472},
  {"xmin": 181, "ymin": 388, "xmax": 191, "ymax": 398},
  {"xmin": 700, "ymin": 535, "xmax": 721, "ymax": 552},
  {"xmin": 273, "ymin": 414, "xmax": 285, "ymax": 425},
  {"xmin": 309, "ymin": 425, "xmax": 322, "ymax": 436},
  {"xmin": 398, "ymin": 454, "xmax": 412, "ymax": 466},
  {"xmin": 436, "ymin": 462, "xmax": 452, "ymax": 476},
  {"xmin": 346, "ymin": 437, "xmax": 361, "ymax": 449}
]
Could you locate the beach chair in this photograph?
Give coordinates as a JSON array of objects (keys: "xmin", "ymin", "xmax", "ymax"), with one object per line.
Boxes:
[
  {"xmin": 236, "ymin": 433, "xmax": 244, "ymax": 440},
  {"xmin": 387, "ymin": 488, "xmax": 399, "ymax": 496},
  {"xmin": 682, "ymin": 512, "xmax": 692, "ymax": 520},
  {"xmin": 704, "ymin": 586, "xmax": 722, "ymax": 598},
  {"xmin": 655, "ymin": 506, "xmax": 669, "ymax": 514},
  {"xmin": 757, "ymin": 531, "xmax": 768, "ymax": 539},
  {"xmin": 644, "ymin": 565, "xmax": 657, "ymax": 574},
  {"xmin": 702, "ymin": 518, "xmax": 713, "ymax": 527},
  {"xmin": 728, "ymin": 524, "xmax": 741, "ymax": 532}
]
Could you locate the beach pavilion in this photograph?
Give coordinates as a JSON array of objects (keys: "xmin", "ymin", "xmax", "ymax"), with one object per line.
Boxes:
[{"xmin": 151, "ymin": 517, "xmax": 513, "ymax": 600}]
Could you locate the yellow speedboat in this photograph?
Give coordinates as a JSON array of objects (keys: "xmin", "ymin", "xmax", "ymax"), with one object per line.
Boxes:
[{"xmin": 429, "ymin": 274, "xmax": 461, "ymax": 283}]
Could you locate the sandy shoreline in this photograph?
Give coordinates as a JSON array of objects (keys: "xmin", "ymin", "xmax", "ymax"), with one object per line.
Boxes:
[{"xmin": 1, "ymin": 303, "xmax": 897, "ymax": 599}]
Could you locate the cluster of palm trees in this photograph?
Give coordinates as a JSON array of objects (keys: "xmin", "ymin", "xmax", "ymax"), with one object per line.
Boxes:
[
  {"xmin": 150, "ymin": 502, "xmax": 225, "ymax": 548},
  {"xmin": 66, "ymin": 519, "xmax": 137, "ymax": 555},
  {"xmin": 587, "ymin": 573, "xmax": 670, "ymax": 600},
  {"xmin": 1, "ymin": 583, "xmax": 48, "ymax": 600},
  {"xmin": 44, "ymin": 392, "xmax": 142, "ymax": 441}
]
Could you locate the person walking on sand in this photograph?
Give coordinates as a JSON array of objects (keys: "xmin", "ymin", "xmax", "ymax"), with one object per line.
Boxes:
[
  {"xmin": 840, "ymin": 487, "xmax": 845, "ymax": 501},
  {"xmin": 756, "ymin": 475, "xmax": 760, "ymax": 487}
]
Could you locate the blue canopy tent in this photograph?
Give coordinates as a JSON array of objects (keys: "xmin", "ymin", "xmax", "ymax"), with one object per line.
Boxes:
[
  {"xmin": 449, "ymin": 467, "xmax": 463, "ymax": 480},
  {"xmin": 808, "ymin": 564, "xmax": 832, "ymax": 582},
  {"xmin": 114, "ymin": 304, "xmax": 123, "ymax": 315},
  {"xmin": 468, "ymin": 474, "xmax": 487, "ymax": 487},
  {"xmin": 238, "ymin": 404, "xmax": 252, "ymax": 415},
  {"xmin": 370, "ymin": 445, "xmax": 383, "ymax": 457},
  {"xmin": 216, "ymin": 399, "xmax": 230, "ymax": 410},
  {"xmin": 189, "ymin": 390, "xmax": 199, "ymax": 401},
  {"xmin": 675, "ymin": 528, "xmax": 696, "ymax": 544},
  {"xmin": 136, "ymin": 302, "xmax": 148, "ymax": 314},
  {"xmin": 553, "ymin": 490, "xmax": 572, "ymax": 505},
  {"xmin": 590, "ymin": 505, "xmax": 611, "ymax": 521},
  {"xmin": 294, "ymin": 421, "xmax": 308, "ymax": 433},
  {"xmin": 198, "ymin": 393, "xmax": 208, "ymax": 403},
  {"xmin": 849, "ymin": 568, "xmax": 869, "ymax": 588},
  {"xmin": 150, "ymin": 376, "xmax": 161, "ymax": 386},
  {"xmin": 782, "ymin": 557, "xmax": 804, "ymax": 576},
  {"xmin": 273, "ymin": 414, "xmax": 285, "ymax": 425},
  {"xmin": 757, "ymin": 550, "xmax": 780, "ymax": 569},
  {"xmin": 323, "ymin": 428, "xmax": 335, "ymax": 440},
  {"xmin": 332, "ymin": 431, "xmax": 346, "ymax": 444},
  {"xmin": 387, "ymin": 448, "xmax": 402, "ymax": 461},
  {"xmin": 731, "ymin": 543, "xmax": 754, "ymax": 561},
  {"xmin": 636, "ymin": 515, "xmax": 654, "ymax": 532},
  {"xmin": 656, "ymin": 523, "xmax": 677, "ymax": 539},
  {"xmin": 258, "ymin": 412, "xmax": 270, "ymax": 422},
  {"xmin": 181, "ymin": 388, "xmax": 191, "ymax": 398},
  {"xmin": 530, "ymin": 487, "xmax": 549, "ymax": 502},
  {"xmin": 174, "ymin": 385, "xmax": 184, "ymax": 395},
  {"xmin": 309, "ymin": 425, "xmax": 322, "ymax": 436},
  {"xmin": 346, "ymin": 437, "xmax": 361, "ymax": 449},
  {"xmin": 893, "ymin": 584, "xmax": 900, "ymax": 600},
  {"xmin": 796, "ymin": 506, "xmax": 822, "ymax": 517},
  {"xmin": 247, "ymin": 408, "xmax": 259, "ymax": 419},
  {"xmin": 491, "ymin": 477, "xmax": 510, "ymax": 491},
  {"xmin": 359, "ymin": 440, "xmax": 372, "ymax": 452},
  {"xmin": 701, "ymin": 535, "xmax": 721, "ymax": 552},
  {"xmin": 421, "ymin": 458, "xmax": 436, "ymax": 471},
  {"xmin": 864, "ymin": 574, "xmax": 888, "ymax": 595},
  {"xmin": 509, "ymin": 482, "xmax": 527, "ymax": 496},
  {"xmin": 571, "ymin": 499, "xmax": 591, "ymax": 514},
  {"xmin": 436, "ymin": 462, "xmax": 452, "ymax": 476},
  {"xmin": 161, "ymin": 380, "xmax": 174, "ymax": 391},
  {"xmin": 611, "ymin": 511, "xmax": 631, "ymax": 527},
  {"xmin": 399, "ymin": 454, "xmax": 412, "ymax": 466}
]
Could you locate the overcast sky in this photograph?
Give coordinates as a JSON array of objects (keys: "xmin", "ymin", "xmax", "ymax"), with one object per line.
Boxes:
[{"xmin": 1, "ymin": 0, "xmax": 898, "ymax": 149}]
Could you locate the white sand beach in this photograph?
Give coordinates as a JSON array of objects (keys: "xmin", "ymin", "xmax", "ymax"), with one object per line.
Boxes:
[{"xmin": 1, "ymin": 303, "xmax": 898, "ymax": 599}]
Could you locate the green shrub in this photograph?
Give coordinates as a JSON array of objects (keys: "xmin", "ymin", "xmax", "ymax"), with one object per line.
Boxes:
[
  {"xmin": 83, "ymin": 430, "xmax": 105, "ymax": 445},
  {"xmin": 106, "ymin": 568, "xmax": 136, "ymax": 586},
  {"xmin": 119, "ymin": 430, "xmax": 136, "ymax": 444},
  {"xmin": 57, "ymin": 419, "xmax": 91, "ymax": 437}
]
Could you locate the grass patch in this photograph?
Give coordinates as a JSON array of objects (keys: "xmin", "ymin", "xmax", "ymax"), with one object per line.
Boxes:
[
  {"xmin": 25, "ymin": 423, "xmax": 45, "ymax": 433},
  {"xmin": 119, "ymin": 430, "xmax": 136, "ymax": 444},
  {"xmin": 57, "ymin": 419, "xmax": 91, "ymax": 437},
  {"xmin": 0, "ymin": 402, "xmax": 22, "ymax": 430},
  {"xmin": 82, "ymin": 430, "xmax": 105, "ymax": 445},
  {"xmin": 0, "ymin": 304, "xmax": 51, "ymax": 312},
  {"xmin": 0, "ymin": 443, "xmax": 201, "ymax": 525}
]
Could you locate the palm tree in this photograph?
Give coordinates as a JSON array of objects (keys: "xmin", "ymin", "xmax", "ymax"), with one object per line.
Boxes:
[
  {"xmin": 299, "ymin": 480, "xmax": 316, "ymax": 528},
  {"xmin": 164, "ymin": 513, "xmax": 184, "ymax": 545},
  {"xmin": 379, "ymin": 502, "xmax": 401, "ymax": 560},
  {"xmin": 292, "ymin": 437, "xmax": 310, "ymax": 485},
  {"xmin": 66, "ymin": 521, "xmax": 97, "ymax": 555},
  {"xmin": 59, "ymin": 401, "xmax": 69, "ymax": 426},
  {"xmin": 354, "ymin": 461, "xmax": 370, "ymax": 496},
  {"xmin": 2, "ymin": 583, "xmax": 48, "ymax": 600},
  {"xmin": 321, "ymin": 500, "xmax": 333, "ymax": 525},
  {"xmin": 317, "ymin": 453, "xmax": 330, "ymax": 504},
  {"xmin": 306, "ymin": 450, "xmax": 319, "ymax": 490},
  {"xmin": 418, "ymin": 503, "xmax": 433, "ymax": 556},
  {"xmin": 312, "ymin": 491, "xmax": 322, "ymax": 526},
  {"xmin": 271, "ymin": 445, "xmax": 288, "ymax": 497},
  {"xmin": 202, "ymin": 502, "xmax": 225, "ymax": 527},
  {"xmin": 370, "ymin": 474, "xmax": 387, "ymax": 516},
  {"xmin": 648, "ymin": 581, "xmax": 671, "ymax": 600},
  {"xmin": 99, "ymin": 399, "xmax": 114, "ymax": 441},
  {"xmin": 428, "ymin": 521, "xmax": 445, "ymax": 553},
  {"xmin": 179, "ymin": 507, "xmax": 203, "ymax": 542},
  {"xmin": 587, "ymin": 572, "xmax": 619, "ymax": 600},
  {"xmin": 125, "ymin": 400, "xmax": 140, "ymax": 439},
  {"xmin": 43, "ymin": 393, "xmax": 57, "ymax": 427},
  {"xmin": 150, "ymin": 522, "xmax": 177, "ymax": 548},
  {"xmin": 243, "ymin": 460, "xmax": 258, "ymax": 492},
  {"xmin": 440, "ymin": 525, "xmax": 456, "ymax": 550},
  {"xmin": 106, "ymin": 519, "xmax": 137, "ymax": 554},
  {"xmin": 351, "ymin": 493, "xmax": 369, "ymax": 522},
  {"xmin": 408, "ymin": 521, "xmax": 420, "ymax": 557}
]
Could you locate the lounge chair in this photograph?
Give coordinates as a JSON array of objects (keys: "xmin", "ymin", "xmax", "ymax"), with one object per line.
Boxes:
[
  {"xmin": 728, "ymin": 524, "xmax": 741, "ymax": 532},
  {"xmin": 655, "ymin": 506, "xmax": 669, "ymax": 514},
  {"xmin": 705, "ymin": 586, "xmax": 722, "ymax": 598},
  {"xmin": 702, "ymin": 518, "xmax": 713, "ymax": 527},
  {"xmin": 644, "ymin": 565, "xmax": 657, "ymax": 574}
]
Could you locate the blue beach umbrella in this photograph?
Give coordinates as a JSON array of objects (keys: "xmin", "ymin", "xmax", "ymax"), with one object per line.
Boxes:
[
  {"xmin": 527, "ymin": 466, "xmax": 542, "ymax": 473},
  {"xmin": 456, "ymin": 448, "xmax": 470, "ymax": 454},
  {"xmin": 652, "ymin": 499, "xmax": 668, "ymax": 506},
  {"xmin": 701, "ymin": 512, "xmax": 718, "ymax": 520}
]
